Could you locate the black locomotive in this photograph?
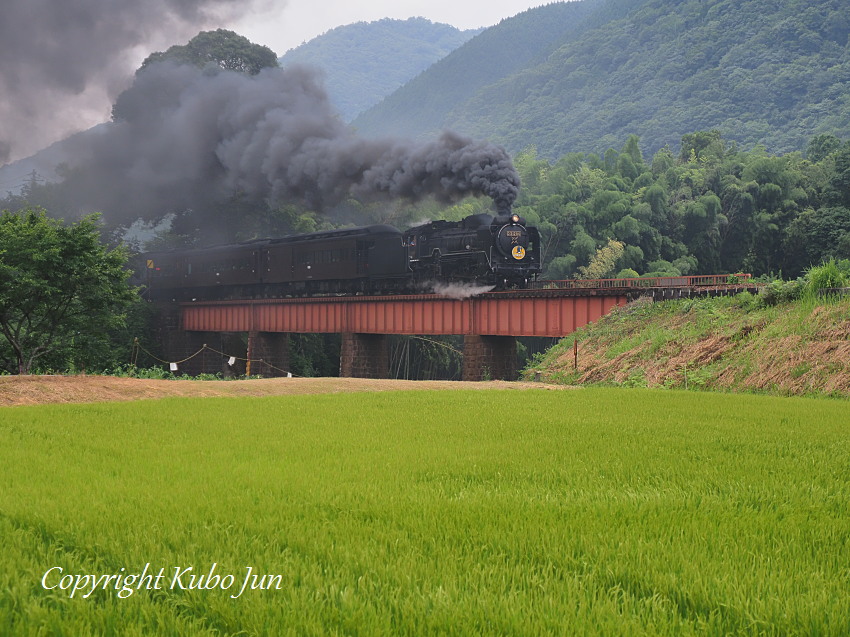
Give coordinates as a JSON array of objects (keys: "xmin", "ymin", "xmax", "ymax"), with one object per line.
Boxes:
[{"xmin": 144, "ymin": 213, "xmax": 540, "ymax": 300}]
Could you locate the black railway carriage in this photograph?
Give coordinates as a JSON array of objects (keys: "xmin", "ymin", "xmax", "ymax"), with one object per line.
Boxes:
[
  {"xmin": 145, "ymin": 240, "xmax": 267, "ymax": 299},
  {"xmin": 144, "ymin": 213, "xmax": 540, "ymax": 300},
  {"xmin": 263, "ymin": 224, "xmax": 407, "ymax": 295}
]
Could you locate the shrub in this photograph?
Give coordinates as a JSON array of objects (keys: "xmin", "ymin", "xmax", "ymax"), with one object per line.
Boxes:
[
  {"xmin": 758, "ymin": 279, "xmax": 804, "ymax": 306},
  {"xmin": 805, "ymin": 259, "xmax": 848, "ymax": 298}
]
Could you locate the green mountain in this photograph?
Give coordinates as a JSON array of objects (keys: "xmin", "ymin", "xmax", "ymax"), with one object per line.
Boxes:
[
  {"xmin": 278, "ymin": 18, "xmax": 480, "ymax": 121},
  {"xmin": 353, "ymin": 0, "xmax": 850, "ymax": 157},
  {"xmin": 352, "ymin": 1, "xmax": 605, "ymax": 140}
]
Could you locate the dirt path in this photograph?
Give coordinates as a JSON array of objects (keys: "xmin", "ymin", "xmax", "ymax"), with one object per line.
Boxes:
[{"xmin": 0, "ymin": 375, "xmax": 563, "ymax": 407}]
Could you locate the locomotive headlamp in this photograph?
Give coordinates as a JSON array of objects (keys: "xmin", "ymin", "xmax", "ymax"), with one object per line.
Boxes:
[{"xmin": 511, "ymin": 214, "xmax": 520, "ymax": 223}]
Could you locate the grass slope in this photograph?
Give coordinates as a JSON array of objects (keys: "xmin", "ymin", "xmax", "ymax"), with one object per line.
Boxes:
[
  {"xmin": 524, "ymin": 295, "xmax": 850, "ymax": 396},
  {"xmin": 2, "ymin": 390, "xmax": 849, "ymax": 634}
]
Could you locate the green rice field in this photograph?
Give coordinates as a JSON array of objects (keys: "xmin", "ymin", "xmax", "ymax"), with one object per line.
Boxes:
[{"xmin": 1, "ymin": 388, "xmax": 849, "ymax": 635}]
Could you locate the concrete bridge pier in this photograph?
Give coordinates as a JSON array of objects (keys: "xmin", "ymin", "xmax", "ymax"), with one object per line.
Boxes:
[
  {"xmin": 462, "ymin": 335, "xmax": 517, "ymax": 381},
  {"xmin": 246, "ymin": 331, "xmax": 291, "ymax": 377},
  {"xmin": 340, "ymin": 332, "xmax": 389, "ymax": 378}
]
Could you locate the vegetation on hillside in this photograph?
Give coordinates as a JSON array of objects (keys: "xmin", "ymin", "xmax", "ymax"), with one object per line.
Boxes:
[
  {"xmin": 279, "ymin": 18, "xmax": 480, "ymax": 122},
  {"xmin": 436, "ymin": 131, "xmax": 850, "ymax": 280},
  {"xmin": 353, "ymin": 1, "xmax": 602, "ymax": 139},
  {"xmin": 355, "ymin": 0, "xmax": 850, "ymax": 158},
  {"xmin": 523, "ymin": 261, "xmax": 850, "ymax": 396}
]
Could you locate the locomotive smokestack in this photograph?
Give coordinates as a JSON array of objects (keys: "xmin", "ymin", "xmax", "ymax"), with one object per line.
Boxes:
[{"xmin": 58, "ymin": 62, "xmax": 521, "ymax": 225}]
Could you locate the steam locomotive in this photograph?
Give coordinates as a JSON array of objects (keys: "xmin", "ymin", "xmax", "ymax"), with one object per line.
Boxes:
[{"xmin": 144, "ymin": 213, "xmax": 540, "ymax": 300}]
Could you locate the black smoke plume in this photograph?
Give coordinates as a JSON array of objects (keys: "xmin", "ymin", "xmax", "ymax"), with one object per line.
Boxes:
[
  {"xmin": 0, "ymin": 0, "xmax": 259, "ymax": 163},
  {"xmin": 63, "ymin": 61, "xmax": 520, "ymax": 227}
]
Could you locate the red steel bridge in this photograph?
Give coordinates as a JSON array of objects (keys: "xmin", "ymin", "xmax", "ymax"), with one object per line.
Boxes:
[{"xmin": 161, "ymin": 274, "xmax": 756, "ymax": 381}]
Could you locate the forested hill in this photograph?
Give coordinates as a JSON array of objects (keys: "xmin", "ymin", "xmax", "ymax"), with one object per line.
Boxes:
[
  {"xmin": 352, "ymin": 1, "xmax": 605, "ymax": 140},
  {"xmin": 353, "ymin": 0, "xmax": 850, "ymax": 157},
  {"xmin": 278, "ymin": 18, "xmax": 480, "ymax": 122}
]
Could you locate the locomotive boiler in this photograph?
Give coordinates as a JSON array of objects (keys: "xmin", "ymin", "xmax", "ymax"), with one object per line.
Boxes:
[{"xmin": 144, "ymin": 213, "xmax": 540, "ymax": 300}]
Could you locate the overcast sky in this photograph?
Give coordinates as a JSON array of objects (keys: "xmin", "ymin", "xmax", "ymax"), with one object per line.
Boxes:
[{"xmin": 232, "ymin": 0, "xmax": 554, "ymax": 55}]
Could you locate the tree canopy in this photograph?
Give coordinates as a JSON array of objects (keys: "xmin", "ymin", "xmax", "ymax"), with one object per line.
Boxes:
[
  {"xmin": 433, "ymin": 131, "xmax": 850, "ymax": 281},
  {"xmin": 0, "ymin": 208, "xmax": 136, "ymax": 374},
  {"xmin": 138, "ymin": 29, "xmax": 279, "ymax": 76}
]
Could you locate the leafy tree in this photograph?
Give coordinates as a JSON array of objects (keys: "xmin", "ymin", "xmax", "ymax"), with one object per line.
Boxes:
[
  {"xmin": 718, "ymin": 179, "xmax": 757, "ymax": 270},
  {"xmin": 570, "ymin": 231, "xmax": 598, "ymax": 269},
  {"xmin": 621, "ymin": 134, "xmax": 644, "ymax": 167},
  {"xmin": 113, "ymin": 30, "xmax": 280, "ymax": 140},
  {"xmin": 500, "ymin": 131, "xmax": 850, "ymax": 281},
  {"xmin": 139, "ymin": 29, "xmax": 278, "ymax": 76},
  {"xmin": 826, "ymin": 144, "xmax": 850, "ymax": 208},
  {"xmin": 546, "ymin": 255, "xmax": 577, "ymax": 280},
  {"xmin": 781, "ymin": 206, "xmax": 850, "ymax": 274},
  {"xmin": 577, "ymin": 239, "xmax": 625, "ymax": 279},
  {"xmin": 0, "ymin": 208, "xmax": 136, "ymax": 374},
  {"xmin": 651, "ymin": 146, "xmax": 676, "ymax": 175},
  {"xmin": 807, "ymin": 134, "xmax": 842, "ymax": 162},
  {"xmin": 679, "ymin": 130, "xmax": 725, "ymax": 162}
]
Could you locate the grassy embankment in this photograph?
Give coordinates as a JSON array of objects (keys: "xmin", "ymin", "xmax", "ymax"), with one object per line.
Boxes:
[
  {"xmin": 1, "ymin": 389, "xmax": 848, "ymax": 634},
  {"xmin": 523, "ymin": 293, "xmax": 850, "ymax": 397}
]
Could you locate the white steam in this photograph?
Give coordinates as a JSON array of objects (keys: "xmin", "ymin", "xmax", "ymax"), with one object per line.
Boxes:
[{"xmin": 427, "ymin": 282, "xmax": 496, "ymax": 299}]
